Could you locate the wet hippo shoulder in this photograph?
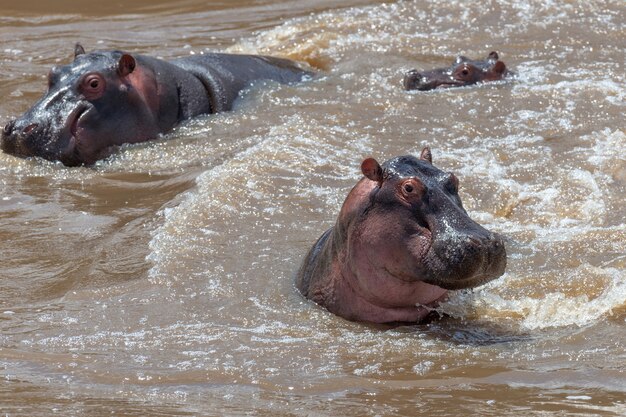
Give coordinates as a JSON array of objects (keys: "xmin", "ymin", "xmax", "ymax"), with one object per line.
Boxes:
[
  {"xmin": 403, "ymin": 51, "xmax": 512, "ymax": 91},
  {"xmin": 1, "ymin": 44, "xmax": 312, "ymax": 166},
  {"xmin": 296, "ymin": 147, "xmax": 507, "ymax": 324}
]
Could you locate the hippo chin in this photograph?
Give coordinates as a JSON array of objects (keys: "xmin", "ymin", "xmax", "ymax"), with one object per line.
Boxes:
[
  {"xmin": 403, "ymin": 51, "xmax": 511, "ymax": 91},
  {"xmin": 1, "ymin": 44, "xmax": 311, "ymax": 166},
  {"xmin": 296, "ymin": 147, "xmax": 507, "ymax": 324}
]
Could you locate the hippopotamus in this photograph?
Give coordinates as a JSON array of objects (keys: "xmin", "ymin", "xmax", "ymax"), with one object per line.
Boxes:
[
  {"xmin": 403, "ymin": 51, "xmax": 510, "ymax": 91},
  {"xmin": 296, "ymin": 147, "xmax": 507, "ymax": 324},
  {"xmin": 1, "ymin": 44, "xmax": 311, "ymax": 166}
]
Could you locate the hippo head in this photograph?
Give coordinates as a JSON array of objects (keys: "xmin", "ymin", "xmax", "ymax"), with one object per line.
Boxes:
[
  {"xmin": 1, "ymin": 44, "xmax": 159, "ymax": 166},
  {"xmin": 341, "ymin": 147, "xmax": 506, "ymax": 292},
  {"xmin": 403, "ymin": 51, "xmax": 509, "ymax": 91}
]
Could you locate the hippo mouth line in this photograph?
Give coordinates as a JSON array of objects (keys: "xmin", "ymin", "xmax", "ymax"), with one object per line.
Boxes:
[
  {"xmin": 389, "ymin": 265, "xmax": 494, "ymax": 290},
  {"xmin": 435, "ymin": 272, "xmax": 497, "ymax": 291},
  {"xmin": 415, "ymin": 81, "xmax": 465, "ymax": 91},
  {"xmin": 436, "ymin": 82, "xmax": 463, "ymax": 88},
  {"xmin": 48, "ymin": 104, "xmax": 91, "ymax": 165},
  {"xmin": 68, "ymin": 105, "xmax": 89, "ymax": 141},
  {"xmin": 431, "ymin": 81, "xmax": 469, "ymax": 90},
  {"xmin": 60, "ymin": 104, "xmax": 91, "ymax": 159}
]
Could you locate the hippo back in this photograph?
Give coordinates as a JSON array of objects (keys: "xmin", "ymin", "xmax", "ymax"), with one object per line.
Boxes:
[{"xmin": 171, "ymin": 53, "xmax": 311, "ymax": 112}]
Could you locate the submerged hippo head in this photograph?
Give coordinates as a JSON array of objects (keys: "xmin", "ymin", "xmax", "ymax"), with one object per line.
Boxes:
[
  {"xmin": 403, "ymin": 51, "xmax": 510, "ymax": 91},
  {"xmin": 1, "ymin": 44, "xmax": 161, "ymax": 166},
  {"xmin": 297, "ymin": 147, "xmax": 507, "ymax": 323}
]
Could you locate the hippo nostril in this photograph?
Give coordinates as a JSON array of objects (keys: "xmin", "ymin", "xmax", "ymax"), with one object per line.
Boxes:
[
  {"xmin": 22, "ymin": 123, "xmax": 39, "ymax": 135},
  {"xmin": 3, "ymin": 120, "xmax": 16, "ymax": 135}
]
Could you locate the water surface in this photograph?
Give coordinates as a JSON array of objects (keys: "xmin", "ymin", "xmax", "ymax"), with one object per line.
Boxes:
[{"xmin": 0, "ymin": 0, "xmax": 624, "ymax": 415}]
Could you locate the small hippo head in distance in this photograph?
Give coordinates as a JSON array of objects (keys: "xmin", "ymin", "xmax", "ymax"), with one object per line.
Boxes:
[{"xmin": 403, "ymin": 52, "xmax": 510, "ymax": 91}]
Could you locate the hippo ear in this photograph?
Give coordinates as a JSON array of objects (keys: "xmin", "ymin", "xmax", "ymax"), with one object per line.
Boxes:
[
  {"xmin": 420, "ymin": 147, "xmax": 433, "ymax": 164},
  {"xmin": 118, "ymin": 54, "xmax": 136, "ymax": 77},
  {"xmin": 361, "ymin": 158, "xmax": 384, "ymax": 185},
  {"xmin": 74, "ymin": 43, "xmax": 85, "ymax": 59},
  {"xmin": 488, "ymin": 51, "xmax": 499, "ymax": 60},
  {"xmin": 493, "ymin": 61, "xmax": 507, "ymax": 74}
]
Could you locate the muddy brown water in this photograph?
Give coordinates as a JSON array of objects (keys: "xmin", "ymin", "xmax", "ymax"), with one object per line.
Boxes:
[{"xmin": 0, "ymin": 0, "xmax": 625, "ymax": 415}]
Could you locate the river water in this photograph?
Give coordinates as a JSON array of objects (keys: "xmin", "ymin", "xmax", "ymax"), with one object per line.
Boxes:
[{"xmin": 0, "ymin": 0, "xmax": 624, "ymax": 415}]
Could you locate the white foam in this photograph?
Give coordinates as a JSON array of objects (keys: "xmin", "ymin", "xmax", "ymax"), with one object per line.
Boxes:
[
  {"xmin": 440, "ymin": 262, "xmax": 625, "ymax": 330},
  {"xmin": 147, "ymin": 114, "xmax": 373, "ymax": 283}
]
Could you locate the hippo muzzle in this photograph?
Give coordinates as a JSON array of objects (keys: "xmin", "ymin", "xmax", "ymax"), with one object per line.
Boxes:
[
  {"xmin": 1, "ymin": 109, "xmax": 79, "ymax": 165},
  {"xmin": 423, "ymin": 219, "xmax": 507, "ymax": 290}
]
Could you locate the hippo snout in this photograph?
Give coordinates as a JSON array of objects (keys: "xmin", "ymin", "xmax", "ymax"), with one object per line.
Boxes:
[
  {"xmin": 1, "ymin": 118, "xmax": 51, "ymax": 159},
  {"xmin": 0, "ymin": 120, "xmax": 18, "ymax": 154},
  {"xmin": 403, "ymin": 70, "xmax": 423, "ymax": 90},
  {"xmin": 402, "ymin": 70, "xmax": 443, "ymax": 91},
  {"xmin": 428, "ymin": 229, "xmax": 507, "ymax": 290},
  {"xmin": 2, "ymin": 119, "xmax": 40, "ymax": 137}
]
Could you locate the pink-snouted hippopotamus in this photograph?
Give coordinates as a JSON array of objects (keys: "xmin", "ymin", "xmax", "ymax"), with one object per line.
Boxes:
[
  {"xmin": 1, "ymin": 44, "xmax": 312, "ymax": 166},
  {"xmin": 403, "ymin": 51, "xmax": 511, "ymax": 91},
  {"xmin": 296, "ymin": 147, "xmax": 507, "ymax": 324}
]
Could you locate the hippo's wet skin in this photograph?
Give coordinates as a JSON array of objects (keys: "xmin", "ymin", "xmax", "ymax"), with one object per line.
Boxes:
[
  {"xmin": 1, "ymin": 44, "xmax": 311, "ymax": 166},
  {"xmin": 296, "ymin": 147, "xmax": 507, "ymax": 324},
  {"xmin": 403, "ymin": 52, "xmax": 510, "ymax": 91}
]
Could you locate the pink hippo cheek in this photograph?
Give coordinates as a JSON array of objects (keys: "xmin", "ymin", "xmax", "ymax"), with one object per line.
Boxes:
[{"xmin": 348, "ymin": 239, "xmax": 446, "ymax": 309}]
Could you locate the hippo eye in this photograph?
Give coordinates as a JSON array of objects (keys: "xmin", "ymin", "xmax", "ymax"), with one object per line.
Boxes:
[
  {"xmin": 455, "ymin": 65, "xmax": 473, "ymax": 79},
  {"xmin": 80, "ymin": 73, "xmax": 106, "ymax": 99},
  {"xmin": 400, "ymin": 179, "xmax": 424, "ymax": 198},
  {"xmin": 84, "ymin": 75, "xmax": 102, "ymax": 90}
]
